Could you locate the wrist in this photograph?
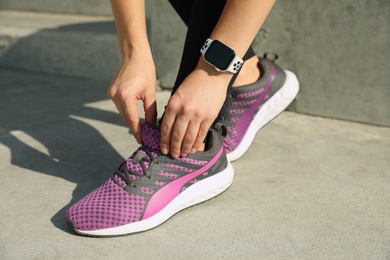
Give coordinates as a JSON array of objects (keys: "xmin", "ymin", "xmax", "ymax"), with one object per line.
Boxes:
[
  {"xmin": 120, "ymin": 46, "xmax": 155, "ymax": 68},
  {"xmin": 119, "ymin": 39, "xmax": 153, "ymax": 61},
  {"xmin": 195, "ymin": 57, "xmax": 233, "ymax": 82}
]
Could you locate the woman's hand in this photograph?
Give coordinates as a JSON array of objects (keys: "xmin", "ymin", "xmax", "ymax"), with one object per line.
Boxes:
[
  {"xmin": 160, "ymin": 59, "xmax": 232, "ymax": 158},
  {"xmin": 108, "ymin": 56, "xmax": 157, "ymax": 144}
]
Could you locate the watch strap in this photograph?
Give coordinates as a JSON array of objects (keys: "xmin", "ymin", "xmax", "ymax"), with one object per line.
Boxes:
[
  {"xmin": 200, "ymin": 38, "xmax": 212, "ymax": 55},
  {"xmin": 226, "ymin": 55, "xmax": 243, "ymax": 74}
]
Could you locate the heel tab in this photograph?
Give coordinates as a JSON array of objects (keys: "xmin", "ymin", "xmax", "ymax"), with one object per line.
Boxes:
[{"xmin": 212, "ymin": 122, "xmax": 227, "ymax": 138}]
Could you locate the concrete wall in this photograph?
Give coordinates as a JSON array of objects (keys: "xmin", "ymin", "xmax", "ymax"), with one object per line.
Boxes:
[
  {"xmin": 0, "ymin": 0, "xmax": 113, "ymax": 16},
  {"xmin": 0, "ymin": 0, "xmax": 153, "ymax": 17},
  {"xmin": 151, "ymin": 0, "xmax": 390, "ymax": 127},
  {"xmin": 0, "ymin": 11, "xmax": 120, "ymax": 81},
  {"xmin": 0, "ymin": 0, "xmax": 388, "ymax": 126}
]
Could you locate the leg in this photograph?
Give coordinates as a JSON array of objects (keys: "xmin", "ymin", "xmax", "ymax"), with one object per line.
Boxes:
[
  {"xmin": 168, "ymin": 0, "xmax": 256, "ymax": 95},
  {"xmin": 168, "ymin": 0, "xmax": 194, "ymax": 27},
  {"xmin": 169, "ymin": 1, "xmax": 299, "ymax": 162}
]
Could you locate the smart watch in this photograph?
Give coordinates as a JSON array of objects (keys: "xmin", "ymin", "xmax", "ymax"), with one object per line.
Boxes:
[{"xmin": 200, "ymin": 38, "xmax": 243, "ymax": 74}]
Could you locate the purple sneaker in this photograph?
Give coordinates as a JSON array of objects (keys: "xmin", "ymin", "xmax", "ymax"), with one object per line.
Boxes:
[
  {"xmin": 66, "ymin": 123, "xmax": 234, "ymax": 237},
  {"xmin": 220, "ymin": 54, "xmax": 299, "ymax": 161}
]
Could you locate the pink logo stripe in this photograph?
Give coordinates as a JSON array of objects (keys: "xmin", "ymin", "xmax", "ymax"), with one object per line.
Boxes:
[{"xmin": 142, "ymin": 147, "xmax": 224, "ymax": 219}]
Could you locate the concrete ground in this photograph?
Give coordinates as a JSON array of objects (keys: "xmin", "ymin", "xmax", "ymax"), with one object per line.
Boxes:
[{"xmin": 0, "ymin": 68, "xmax": 389, "ymax": 260}]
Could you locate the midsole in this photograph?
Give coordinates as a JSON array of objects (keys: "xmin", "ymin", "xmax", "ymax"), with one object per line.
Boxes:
[{"xmin": 77, "ymin": 162, "xmax": 234, "ymax": 236}]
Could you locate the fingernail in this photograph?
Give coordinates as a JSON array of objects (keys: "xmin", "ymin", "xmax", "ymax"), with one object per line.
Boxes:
[
  {"xmin": 171, "ymin": 153, "xmax": 178, "ymax": 159},
  {"xmin": 190, "ymin": 148, "xmax": 197, "ymax": 154},
  {"xmin": 161, "ymin": 147, "xmax": 168, "ymax": 154}
]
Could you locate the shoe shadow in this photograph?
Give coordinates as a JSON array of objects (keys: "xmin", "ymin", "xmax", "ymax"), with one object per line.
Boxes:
[{"xmin": 0, "ymin": 69, "xmax": 132, "ymax": 235}]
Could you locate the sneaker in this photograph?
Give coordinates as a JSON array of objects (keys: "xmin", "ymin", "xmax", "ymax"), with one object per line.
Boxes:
[
  {"xmin": 219, "ymin": 53, "xmax": 299, "ymax": 162},
  {"xmin": 66, "ymin": 123, "xmax": 234, "ymax": 237}
]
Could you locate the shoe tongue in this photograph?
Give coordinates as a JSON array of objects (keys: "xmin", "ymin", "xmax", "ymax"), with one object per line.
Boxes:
[{"xmin": 141, "ymin": 123, "xmax": 161, "ymax": 150}]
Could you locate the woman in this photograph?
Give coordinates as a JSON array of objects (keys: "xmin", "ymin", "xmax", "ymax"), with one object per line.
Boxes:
[{"xmin": 66, "ymin": 0, "xmax": 299, "ymax": 236}]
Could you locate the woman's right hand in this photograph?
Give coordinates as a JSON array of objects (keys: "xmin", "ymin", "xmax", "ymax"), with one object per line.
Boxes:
[{"xmin": 108, "ymin": 56, "xmax": 157, "ymax": 144}]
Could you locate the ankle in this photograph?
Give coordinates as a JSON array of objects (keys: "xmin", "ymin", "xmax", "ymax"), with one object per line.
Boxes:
[{"xmin": 232, "ymin": 56, "xmax": 261, "ymax": 87}]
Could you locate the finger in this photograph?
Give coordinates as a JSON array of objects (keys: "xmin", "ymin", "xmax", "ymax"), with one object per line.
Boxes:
[
  {"xmin": 143, "ymin": 94, "xmax": 157, "ymax": 128},
  {"xmin": 180, "ymin": 120, "xmax": 200, "ymax": 157},
  {"xmin": 191, "ymin": 121, "xmax": 211, "ymax": 153},
  {"xmin": 170, "ymin": 117, "xmax": 189, "ymax": 159},
  {"xmin": 123, "ymin": 97, "xmax": 142, "ymax": 144},
  {"xmin": 160, "ymin": 109, "xmax": 175, "ymax": 155},
  {"xmin": 112, "ymin": 97, "xmax": 127, "ymax": 125},
  {"xmin": 109, "ymin": 85, "xmax": 140, "ymax": 142},
  {"xmin": 108, "ymin": 85, "xmax": 128, "ymax": 125}
]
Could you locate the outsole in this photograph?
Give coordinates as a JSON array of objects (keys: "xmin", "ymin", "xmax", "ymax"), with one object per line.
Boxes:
[
  {"xmin": 67, "ymin": 162, "xmax": 234, "ymax": 237},
  {"xmin": 227, "ymin": 70, "xmax": 299, "ymax": 162}
]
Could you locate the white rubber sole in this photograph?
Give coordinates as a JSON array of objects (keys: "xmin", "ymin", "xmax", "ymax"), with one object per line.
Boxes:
[
  {"xmin": 74, "ymin": 162, "xmax": 234, "ymax": 237},
  {"xmin": 227, "ymin": 70, "xmax": 299, "ymax": 162}
]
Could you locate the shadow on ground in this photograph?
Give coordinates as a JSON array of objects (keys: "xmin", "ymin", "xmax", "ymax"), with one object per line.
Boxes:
[
  {"xmin": 0, "ymin": 68, "xmax": 130, "ymax": 234},
  {"xmin": 0, "ymin": 20, "xmax": 132, "ymax": 234},
  {"xmin": 0, "ymin": 16, "xmax": 161, "ymax": 236}
]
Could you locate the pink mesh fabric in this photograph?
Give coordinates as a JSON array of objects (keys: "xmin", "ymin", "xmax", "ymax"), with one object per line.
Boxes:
[
  {"xmin": 159, "ymin": 170, "xmax": 180, "ymax": 179},
  {"xmin": 177, "ymin": 157, "xmax": 208, "ymax": 166},
  {"xmin": 66, "ymin": 178, "xmax": 147, "ymax": 231},
  {"xmin": 141, "ymin": 123, "xmax": 160, "ymax": 150},
  {"xmin": 125, "ymin": 123, "xmax": 160, "ymax": 175},
  {"xmin": 126, "ymin": 161, "xmax": 143, "ymax": 175},
  {"xmin": 220, "ymin": 68, "xmax": 274, "ymax": 153},
  {"xmin": 66, "ymin": 123, "xmax": 223, "ymax": 233},
  {"xmin": 66, "ymin": 123, "xmax": 161, "ymax": 231},
  {"xmin": 222, "ymin": 89, "xmax": 266, "ymax": 153},
  {"xmin": 237, "ymin": 87, "xmax": 264, "ymax": 98}
]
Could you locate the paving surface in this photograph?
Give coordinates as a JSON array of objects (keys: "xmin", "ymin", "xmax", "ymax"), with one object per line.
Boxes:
[{"xmin": 0, "ymin": 69, "xmax": 389, "ymax": 259}]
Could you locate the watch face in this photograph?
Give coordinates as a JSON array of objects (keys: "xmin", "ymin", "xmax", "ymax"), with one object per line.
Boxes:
[{"xmin": 204, "ymin": 40, "xmax": 235, "ymax": 71}]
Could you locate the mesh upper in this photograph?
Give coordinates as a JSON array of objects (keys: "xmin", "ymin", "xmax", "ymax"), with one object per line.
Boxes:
[
  {"xmin": 220, "ymin": 58, "xmax": 286, "ymax": 153},
  {"xmin": 66, "ymin": 123, "xmax": 227, "ymax": 231}
]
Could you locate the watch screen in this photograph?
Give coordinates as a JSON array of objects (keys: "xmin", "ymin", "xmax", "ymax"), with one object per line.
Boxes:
[{"xmin": 204, "ymin": 40, "xmax": 235, "ymax": 71}]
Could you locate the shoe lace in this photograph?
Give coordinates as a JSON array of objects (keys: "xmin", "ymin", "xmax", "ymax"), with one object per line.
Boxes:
[{"xmin": 111, "ymin": 145, "xmax": 160, "ymax": 190}]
